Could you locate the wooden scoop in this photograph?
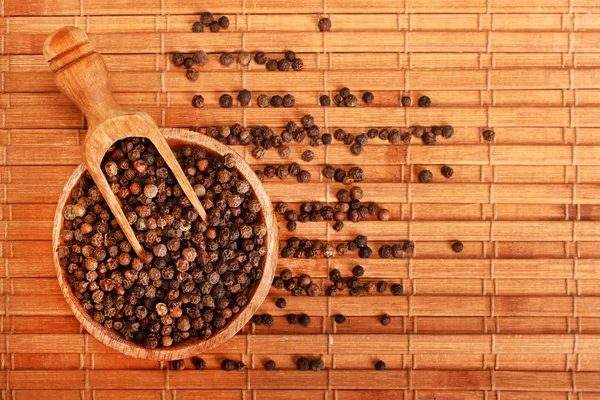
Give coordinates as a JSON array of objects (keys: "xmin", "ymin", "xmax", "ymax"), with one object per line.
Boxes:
[{"xmin": 43, "ymin": 26, "xmax": 207, "ymax": 258}]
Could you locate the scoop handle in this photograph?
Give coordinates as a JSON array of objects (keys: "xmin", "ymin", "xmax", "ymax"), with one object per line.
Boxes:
[{"xmin": 43, "ymin": 26, "xmax": 126, "ymax": 133}]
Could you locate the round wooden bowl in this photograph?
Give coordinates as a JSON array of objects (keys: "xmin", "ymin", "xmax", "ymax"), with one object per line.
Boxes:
[{"xmin": 52, "ymin": 128, "xmax": 278, "ymax": 361}]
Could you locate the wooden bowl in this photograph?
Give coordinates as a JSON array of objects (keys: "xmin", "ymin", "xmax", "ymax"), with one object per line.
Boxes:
[{"xmin": 52, "ymin": 128, "xmax": 278, "ymax": 361}]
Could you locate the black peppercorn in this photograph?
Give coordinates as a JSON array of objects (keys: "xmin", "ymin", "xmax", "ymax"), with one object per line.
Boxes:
[
  {"xmin": 297, "ymin": 170, "xmax": 311, "ymax": 183},
  {"xmin": 418, "ymin": 96, "xmax": 431, "ymax": 107},
  {"xmin": 172, "ymin": 52, "xmax": 186, "ymax": 66},
  {"xmin": 352, "ymin": 265, "xmax": 365, "ymax": 277},
  {"xmin": 310, "ymin": 359, "xmax": 324, "ymax": 371},
  {"xmin": 359, "ymin": 247, "xmax": 372, "ymax": 258},
  {"xmin": 278, "ymin": 59, "xmax": 290, "ymax": 71},
  {"xmin": 350, "ymin": 143, "xmax": 363, "ymax": 155},
  {"xmin": 184, "ymin": 57, "xmax": 195, "ymax": 69},
  {"xmin": 379, "ymin": 245, "xmax": 392, "ymax": 258},
  {"xmin": 344, "ymin": 95, "xmax": 358, "ymax": 107},
  {"xmin": 192, "ymin": 95, "xmax": 204, "ymax": 108},
  {"xmin": 403, "ymin": 241, "xmax": 415, "ymax": 253},
  {"xmin": 220, "ymin": 53, "xmax": 234, "ymax": 66},
  {"xmin": 209, "ymin": 21, "xmax": 221, "ymax": 32},
  {"xmin": 253, "ymin": 315, "xmax": 263, "ymax": 325},
  {"xmin": 334, "ymin": 314, "xmax": 346, "ymax": 324},
  {"xmin": 401, "ymin": 96, "xmax": 411, "ymax": 106},
  {"xmin": 333, "ymin": 94, "xmax": 344, "ymax": 106},
  {"xmin": 333, "ymin": 220, "xmax": 344, "ymax": 231},
  {"xmin": 367, "ymin": 128, "xmax": 378, "ymax": 138},
  {"xmin": 221, "ymin": 359, "xmax": 235, "ymax": 371},
  {"xmin": 330, "ymin": 269, "xmax": 341, "ymax": 281},
  {"xmin": 192, "ymin": 21, "xmax": 204, "ymax": 32},
  {"xmin": 254, "ymin": 52, "xmax": 267, "ymax": 64},
  {"xmin": 376, "ymin": 281, "xmax": 387, "ymax": 293},
  {"xmin": 392, "ymin": 244, "xmax": 403, "ymax": 258},
  {"xmin": 375, "ymin": 360, "xmax": 386, "ymax": 370},
  {"xmin": 235, "ymin": 361, "xmax": 246, "ymax": 371},
  {"xmin": 171, "ymin": 359, "xmax": 185, "ymax": 370},
  {"xmin": 298, "ymin": 314, "xmax": 311, "ymax": 327},
  {"xmin": 275, "ymin": 297, "xmax": 287, "ymax": 308},
  {"xmin": 452, "ymin": 241, "xmax": 464, "ymax": 253},
  {"xmin": 219, "ymin": 94, "xmax": 233, "ymax": 108},
  {"xmin": 238, "ymin": 51, "xmax": 252, "ymax": 66},
  {"xmin": 219, "ymin": 16, "xmax": 230, "ymax": 29},
  {"xmin": 237, "ymin": 89, "xmax": 252, "ymax": 106},
  {"xmin": 287, "ymin": 313, "xmax": 299, "ymax": 324},
  {"xmin": 200, "ymin": 12, "xmax": 214, "ymax": 24},
  {"xmin": 297, "ymin": 357, "xmax": 311, "ymax": 371},
  {"xmin": 292, "ymin": 59, "xmax": 304, "ymax": 71},
  {"xmin": 340, "ymin": 87, "xmax": 351, "ymax": 98},
  {"xmin": 266, "ymin": 59, "xmax": 278, "ymax": 71},
  {"xmin": 284, "ymin": 50, "xmax": 296, "ymax": 61},
  {"xmin": 265, "ymin": 360, "xmax": 276, "ymax": 370},
  {"xmin": 195, "ymin": 358, "xmax": 206, "ymax": 370},
  {"xmin": 320, "ymin": 95, "xmax": 331, "ymax": 106},
  {"xmin": 419, "ymin": 170, "xmax": 433, "ymax": 183},
  {"xmin": 362, "ymin": 92, "xmax": 374, "ymax": 104},
  {"xmin": 263, "ymin": 314, "xmax": 274, "ymax": 327},
  {"xmin": 282, "ymin": 94, "xmax": 295, "ymax": 107},
  {"xmin": 431, "ymin": 126, "xmax": 442, "ymax": 136},
  {"xmin": 302, "ymin": 150, "xmax": 314, "ymax": 162},
  {"xmin": 322, "ymin": 133, "xmax": 332, "ymax": 145},
  {"xmin": 192, "ymin": 50, "xmax": 208, "ymax": 65},
  {"xmin": 318, "ymin": 17, "xmax": 331, "ymax": 31},
  {"xmin": 422, "ymin": 132, "xmax": 436, "ymax": 145},
  {"xmin": 257, "ymin": 94, "xmax": 270, "ymax": 108},
  {"xmin": 482, "ymin": 130, "xmax": 495, "ymax": 141},
  {"xmin": 391, "ymin": 284, "xmax": 403, "ymax": 296},
  {"xmin": 442, "ymin": 126, "xmax": 454, "ymax": 138},
  {"xmin": 441, "ymin": 165, "xmax": 453, "ymax": 178},
  {"xmin": 270, "ymin": 95, "xmax": 283, "ymax": 107},
  {"xmin": 355, "ymin": 235, "xmax": 368, "ymax": 247},
  {"xmin": 380, "ymin": 314, "xmax": 391, "ymax": 326},
  {"xmin": 379, "ymin": 129, "xmax": 389, "ymax": 140},
  {"xmin": 272, "ymin": 277, "xmax": 285, "ymax": 289},
  {"xmin": 186, "ymin": 68, "xmax": 199, "ymax": 82}
]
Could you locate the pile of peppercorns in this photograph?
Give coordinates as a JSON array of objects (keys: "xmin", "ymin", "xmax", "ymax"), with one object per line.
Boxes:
[{"xmin": 58, "ymin": 138, "xmax": 266, "ymax": 349}]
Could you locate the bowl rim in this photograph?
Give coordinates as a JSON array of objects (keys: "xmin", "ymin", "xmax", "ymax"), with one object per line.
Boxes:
[{"xmin": 52, "ymin": 128, "xmax": 278, "ymax": 360}]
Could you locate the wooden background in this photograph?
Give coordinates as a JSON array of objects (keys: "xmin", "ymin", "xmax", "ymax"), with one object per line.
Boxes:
[{"xmin": 1, "ymin": 0, "xmax": 600, "ymax": 399}]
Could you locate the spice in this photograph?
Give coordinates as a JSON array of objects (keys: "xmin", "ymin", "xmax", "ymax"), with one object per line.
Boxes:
[
  {"xmin": 441, "ymin": 165, "xmax": 453, "ymax": 178},
  {"xmin": 344, "ymin": 95, "xmax": 358, "ymax": 107},
  {"xmin": 378, "ymin": 208, "xmax": 391, "ymax": 221},
  {"xmin": 254, "ymin": 52, "xmax": 267, "ymax": 64},
  {"xmin": 310, "ymin": 359, "xmax": 324, "ymax": 371},
  {"xmin": 257, "ymin": 94, "xmax": 270, "ymax": 108},
  {"xmin": 219, "ymin": 94, "xmax": 233, "ymax": 108},
  {"xmin": 362, "ymin": 92, "xmax": 374, "ymax": 104},
  {"xmin": 220, "ymin": 53, "xmax": 234, "ymax": 66},
  {"xmin": 380, "ymin": 314, "xmax": 391, "ymax": 326},
  {"xmin": 287, "ymin": 314, "xmax": 299, "ymax": 324},
  {"xmin": 200, "ymin": 12, "xmax": 214, "ymax": 25},
  {"xmin": 302, "ymin": 150, "xmax": 314, "ymax": 162},
  {"xmin": 376, "ymin": 281, "xmax": 387, "ymax": 293},
  {"xmin": 422, "ymin": 132, "xmax": 436, "ymax": 145},
  {"xmin": 284, "ymin": 50, "xmax": 296, "ymax": 61},
  {"xmin": 391, "ymin": 284, "xmax": 403, "ymax": 296},
  {"xmin": 320, "ymin": 95, "xmax": 331, "ymax": 106},
  {"xmin": 352, "ymin": 265, "xmax": 365, "ymax": 277},
  {"xmin": 401, "ymin": 96, "xmax": 411, "ymax": 106},
  {"xmin": 237, "ymin": 90, "xmax": 252, "ymax": 106},
  {"xmin": 340, "ymin": 87, "xmax": 351, "ymax": 98},
  {"xmin": 403, "ymin": 241, "xmax": 415, "ymax": 253},
  {"xmin": 318, "ymin": 17, "xmax": 332, "ymax": 31},
  {"xmin": 192, "ymin": 21, "xmax": 204, "ymax": 32},
  {"xmin": 278, "ymin": 59, "xmax": 290, "ymax": 71},
  {"xmin": 418, "ymin": 96, "xmax": 431, "ymax": 107},
  {"xmin": 275, "ymin": 297, "xmax": 287, "ymax": 308},
  {"xmin": 375, "ymin": 360, "xmax": 386, "ymax": 370},
  {"xmin": 299, "ymin": 314, "xmax": 311, "ymax": 327},
  {"xmin": 265, "ymin": 360, "xmax": 276, "ymax": 370},
  {"xmin": 297, "ymin": 357, "xmax": 311, "ymax": 371},
  {"xmin": 193, "ymin": 50, "xmax": 208, "ymax": 65},
  {"xmin": 238, "ymin": 51, "xmax": 252, "ymax": 66},
  {"xmin": 419, "ymin": 170, "xmax": 433, "ymax": 183},
  {"xmin": 263, "ymin": 314, "xmax": 275, "ymax": 327},
  {"xmin": 186, "ymin": 68, "xmax": 199, "ymax": 81},
  {"xmin": 442, "ymin": 126, "xmax": 454, "ymax": 139},
  {"xmin": 270, "ymin": 95, "xmax": 283, "ymax": 107},
  {"xmin": 334, "ymin": 314, "xmax": 346, "ymax": 324},
  {"xmin": 221, "ymin": 359, "xmax": 236, "ymax": 371},
  {"xmin": 283, "ymin": 94, "xmax": 295, "ymax": 107},
  {"xmin": 333, "ymin": 94, "xmax": 344, "ymax": 106},
  {"xmin": 172, "ymin": 52, "xmax": 185, "ymax": 66},
  {"xmin": 379, "ymin": 245, "xmax": 392, "ymax": 258},
  {"xmin": 209, "ymin": 21, "xmax": 221, "ymax": 32},
  {"xmin": 171, "ymin": 359, "xmax": 185, "ymax": 370},
  {"xmin": 451, "ymin": 241, "xmax": 464, "ymax": 253},
  {"xmin": 482, "ymin": 129, "xmax": 495, "ymax": 141},
  {"xmin": 266, "ymin": 59, "xmax": 278, "ymax": 71},
  {"xmin": 195, "ymin": 358, "xmax": 206, "ymax": 370},
  {"xmin": 292, "ymin": 59, "xmax": 304, "ymax": 71},
  {"xmin": 192, "ymin": 94, "xmax": 204, "ymax": 108},
  {"xmin": 235, "ymin": 361, "xmax": 246, "ymax": 371},
  {"xmin": 219, "ymin": 16, "xmax": 230, "ymax": 29}
]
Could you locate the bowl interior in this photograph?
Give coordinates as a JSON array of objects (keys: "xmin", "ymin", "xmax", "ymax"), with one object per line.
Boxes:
[{"xmin": 52, "ymin": 128, "xmax": 277, "ymax": 360}]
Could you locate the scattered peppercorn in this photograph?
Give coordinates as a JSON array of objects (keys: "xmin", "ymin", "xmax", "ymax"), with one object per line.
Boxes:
[
  {"xmin": 263, "ymin": 314, "xmax": 275, "ymax": 327},
  {"xmin": 221, "ymin": 359, "xmax": 236, "ymax": 371},
  {"xmin": 302, "ymin": 150, "xmax": 314, "ymax": 162},
  {"xmin": 375, "ymin": 360, "xmax": 386, "ymax": 370},
  {"xmin": 292, "ymin": 59, "xmax": 304, "ymax": 71},
  {"xmin": 270, "ymin": 95, "xmax": 283, "ymax": 107},
  {"xmin": 441, "ymin": 165, "xmax": 453, "ymax": 178},
  {"xmin": 378, "ymin": 209, "xmax": 391, "ymax": 221},
  {"xmin": 418, "ymin": 96, "xmax": 431, "ymax": 107},
  {"xmin": 482, "ymin": 130, "xmax": 495, "ymax": 141},
  {"xmin": 452, "ymin": 241, "xmax": 464, "ymax": 253},
  {"xmin": 171, "ymin": 359, "xmax": 185, "ymax": 370},
  {"xmin": 186, "ymin": 68, "xmax": 199, "ymax": 81},
  {"xmin": 254, "ymin": 52, "xmax": 267, "ymax": 64},
  {"xmin": 192, "ymin": 21, "xmax": 204, "ymax": 32},
  {"xmin": 297, "ymin": 357, "xmax": 310, "ymax": 371},
  {"xmin": 220, "ymin": 53, "xmax": 234, "ymax": 66},
  {"xmin": 219, "ymin": 16, "xmax": 230, "ymax": 29},
  {"xmin": 352, "ymin": 265, "xmax": 365, "ymax": 277},
  {"xmin": 318, "ymin": 18, "xmax": 331, "ymax": 31},
  {"xmin": 380, "ymin": 314, "xmax": 391, "ymax": 326},
  {"xmin": 275, "ymin": 297, "xmax": 287, "ymax": 308},
  {"xmin": 283, "ymin": 94, "xmax": 295, "ymax": 107},
  {"xmin": 209, "ymin": 21, "xmax": 221, "ymax": 32},
  {"xmin": 238, "ymin": 51, "xmax": 252, "ymax": 66},
  {"xmin": 310, "ymin": 359, "xmax": 324, "ymax": 371},
  {"xmin": 192, "ymin": 95, "xmax": 204, "ymax": 108},
  {"xmin": 257, "ymin": 94, "xmax": 270, "ymax": 108},
  {"xmin": 237, "ymin": 89, "xmax": 252, "ymax": 106},
  {"xmin": 419, "ymin": 170, "xmax": 433, "ymax": 183},
  {"xmin": 265, "ymin": 360, "xmax": 276, "ymax": 370},
  {"xmin": 422, "ymin": 132, "xmax": 436, "ymax": 145},
  {"xmin": 278, "ymin": 59, "xmax": 290, "ymax": 71},
  {"xmin": 320, "ymin": 95, "xmax": 331, "ymax": 106},
  {"xmin": 266, "ymin": 59, "xmax": 278, "ymax": 71},
  {"xmin": 195, "ymin": 358, "xmax": 206, "ymax": 370},
  {"xmin": 200, "ymin": 12, "xmax": 214, "ymax": 25},
  {"xmin": 299, "ymin": 314, "xmax": 311, "ymax": 327},
  {"xmin": 442, "ymin": 126, "xmax": 454, "ymax": 139},
  {"xmin": 219, "ymin": 94, "xmax": 233, "ymax": 108},
  {"xmin": 287, "ymin": 314, "xmax": 299, "ymax": 324},
  {"xmin": 362, "ymin": 92, "xmax": 374, "ymax": 104},
  {"xmin": 335, "ymin": 314, "xmax": 346, "ymax": 324},
  {"xmin": 401, "ymin": 96, "xmax": 411, "ymax": 106},
  {"xmin": 391, "ymin": 284, "xmax": 403, "ymax": 296}
]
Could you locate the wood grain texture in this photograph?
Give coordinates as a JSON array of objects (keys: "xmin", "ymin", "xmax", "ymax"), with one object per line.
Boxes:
[{"xmin": 2, "ymin": 0, "xmax": 600, "ymax": 398}]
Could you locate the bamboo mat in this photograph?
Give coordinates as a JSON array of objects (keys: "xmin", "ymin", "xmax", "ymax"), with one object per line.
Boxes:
[{"xmin": 2, "ymin": 0, "xmax": 600, "ymax": 399}]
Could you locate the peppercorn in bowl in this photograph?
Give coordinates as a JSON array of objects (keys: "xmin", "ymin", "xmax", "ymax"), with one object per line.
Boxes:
[{"xmin": 53, "ymin": 129, "xmax": 277, "ymax": 360}]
